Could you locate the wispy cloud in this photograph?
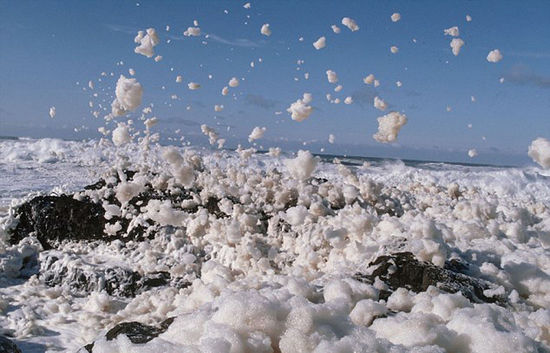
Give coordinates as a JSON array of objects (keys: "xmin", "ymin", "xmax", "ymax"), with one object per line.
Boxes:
[
  {"xmin": 103, "ymin": 23, "xmax": 138, "ymax": 35},
  {"xmin": 206, "ymin": 33, "xmax": 261, "ymax": 48},
  {"xmin": 503, "ymin": 65, "xmax": 550, "ymax": 88},
  {"xmin": 159, "ymin": 116, "xmax": 201, "ymax": 126},
  {"xmin": 244, "ymin": 94, "xmax": 278, "ymax": 109},
  {"xmin": 507, "ymin": 51, "xmax": 550, "ymax": 59},
  {"xmin": 350, "ymin": 87, "xmax": 378, "ymax": 108}
]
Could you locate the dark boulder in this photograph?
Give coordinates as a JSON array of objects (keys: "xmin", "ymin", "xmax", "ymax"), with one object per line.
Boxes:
[
  {"xmin": 8, "ymin": 195, "xmax": 107, "ymax": 250},
  {"xmin": 40, "ymin": 254, "xmax": 190, "ymax": 297},
  {"xmin": 0, "ymin": 336, "xmax": 22, "ymax": 353},
  {"xmin": 355, "ymin": 252, "xmax": 507, "ymax": 305},
  {"xmin": 84, "ymin": 318, "xmax": 174, "ymax": 352}
]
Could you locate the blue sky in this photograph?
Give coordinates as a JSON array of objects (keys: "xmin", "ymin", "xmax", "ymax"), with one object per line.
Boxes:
[{"xmin": 0, "ymin": 0, "xmax": 549, "ymax": 165}]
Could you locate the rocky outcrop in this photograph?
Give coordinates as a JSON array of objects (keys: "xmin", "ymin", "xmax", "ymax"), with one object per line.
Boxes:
[
  {"xmin": 0, "ymin": 336, "xmax": 22, "ymax": 353},
  {"xmin": 83, "ymin": 318, "xmax": 174, "ymax": 352},
  {"xmin": 40, "ymin": 254, "xmax": 190, "ymax": 297},
  {"xmin": 355, "ymin": 252, "xmax": 507, "ymax": 305},
  {"xmin": 7, "ymin": 195, "xmax": 107, "ymax": 250}
]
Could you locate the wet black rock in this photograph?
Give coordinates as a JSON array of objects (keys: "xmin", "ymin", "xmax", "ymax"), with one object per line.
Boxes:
[
  {"xmin": 84, "ymin": 318, "xmax": 174, "ymax": 352},
  {"xmin": 7, "ymin": 176, "xmax": 229, "ymax": 250},
  {"xmin": 355, "ymin": 252, "xmax": 507, "ymax": 305},
  {"xmin": 8, "ymin": 195, "xmax": 107, "ymax": 250},
  {"xmin": 0, "ymin": 336, "xmax": 22, "ymax": 353},
  {"xmin": 41, "ymin": 254, "xmax": 190, "ymax": 297}
]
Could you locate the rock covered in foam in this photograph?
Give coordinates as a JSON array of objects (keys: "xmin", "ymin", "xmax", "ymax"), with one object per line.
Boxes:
[
  {"xmin": 355, "ymin": 252, "xmax": 508, "ymax": 305},
  {"xmin": 83, "ymin": 319, "xmax": 174, "ymax": 352}
]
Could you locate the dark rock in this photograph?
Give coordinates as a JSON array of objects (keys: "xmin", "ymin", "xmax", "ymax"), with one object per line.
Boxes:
[
  {"xmin": 0, "ymin": 336, "xmax": 22, "ymax": 353},
  {"xmin": 204, "ymin": 196, "xmax": 228, "ymax": 218},
  {"xmin": 84, "ymin": 318, "xmax": 175, "ymax": 352},
  {"xmin": 84, "ymin": 179, "xmax": 106, "ymax": 191},
  {"xmin": 8, "ymin": 195, "xmax": 107, "ymax": 250},
  {"xmin": 40, "ymin": 254, "xmax": 189, "ymax": 297},
  {"xmin": 354, "ymin": 252, "xmax": 507, "ymax": 305}
]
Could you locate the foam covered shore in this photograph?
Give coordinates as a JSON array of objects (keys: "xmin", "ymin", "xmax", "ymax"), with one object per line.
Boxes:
[{"xmin": 0, "ymin": 139, "xmax": 550, "ymax": 352}]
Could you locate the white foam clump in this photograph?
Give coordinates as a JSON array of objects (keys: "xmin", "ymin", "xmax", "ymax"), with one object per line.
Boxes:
[
  {"xmin": 134, "ymin": 28, "xmax": 159, "ymax": 58},
  {"xmin": 188, "ymin": 82, "xmax": 200, "ymax": 90},
  {"xmin": 391, "ymin": 13, "xmax": 401, "ymax": 22},
  {"xmin": 528, "ymin": 137, "xmax": 550, "ymax": 168},
  {"xmin": 221, "ymin": 86, "xmax": 229, "ymax": 96},
  {"xmin": 228, "ymin": 77, "xmax": 239, "ymax": 87},
  {"xmin": 342, "ymin": 17, "xmax": 359, "ymax": 31},
  {"xmin": 313, "ymin": 36, "xmax": 326, "ymax": 50},
  {"xmin": 268, "ymin": 147, "xmax": 281, "ymax": 156},
  {"xmin": 350, "ymin": 299, "xmax": 388, "ymax": 326},
  {"xmin": 468, "ymin": 149, "xmax": 478, "ymax": 158},
  {"xmin": 248, "ymin": 126, "xmax": 266, "ymax": 142},
  {"xmin": 284, "ymin": 150, "xmax": 319, "ymax": 181},
  {"xmin": 162, "ymin": 147, "xmax": 195, "ymax": 187},
  {"xmin": 373, "ymin": 96, "xmax": 387, "ymax": 111},
  {"xmin": 363, "ymin": 74, "xmax": 375, "ymax": 85},
  {"xmin": 373, "ymin": 111, "xmax": 407, "ymax": 143},
  {"xmin": 243, "ymin": 2, "xmax": 251, "ymax": 8},
  {"xmin": 154, "ymin": 55, "xmax": 162, "ymax": 62},
  {"xmin": 328, "ymin": 134, "xmax": 335, "ymax": 144},
  {"xmin": 450, "ymin": 38, "xmax": 465, "ymax": 56},
  {"xmin": 111, "ymin": 75, "xmax": 143, "ymax": 117},
  {"xmin": 201, "ymin": 124, "xmax": 220, "ymax": 146},
  {"xmin": 334, "ymin": 85, "xmax": 343, "ymax": 92},
  {"xmin": 214, "ymin": 104, "xmax": 224, "ymax": 112},
  {"xmin": 49, "ymin": 106, "xmax": 56, "ymax": 118},
  {"xmin": 344, "ymin": 96, "xmax": 353, "ymax": 104},
  {"xmin": 487, "ymin": 49, "xmax": 503, "ymax": 63},
  {"xmin": 331, "ymin": 25, "xmax": 341, "ymax": 33},
  {"xmin": 287, "ymin": 93, "xmax": 313, "ymax": 122},
  {"xmin": 466, "ymin": 14, "xmax": 472, "ymax": 22},
  {"xmin": 260, "ymin": 23, "xmax": 271, "ymax": 36},
  {"xmin": 183, "ymin": 27, "xmax": 201, "ymax": 37},
  {"xmin": 390, "ymin": 46, "xmax": 399, "ymax": 54},
  {"xmin": 175, "ymin": 75, "xmax": 183, "ymax": 83},
  {"xmin": 112, "ymin": 123, "xmax": 131, "ymax": 146},
  {"xmin": 444, "ymin": 26, "xmax": 459, "ymax": 37},
  {"xmin": 326, "ymin": 70, "xmax": 338, "ymax": 83}
]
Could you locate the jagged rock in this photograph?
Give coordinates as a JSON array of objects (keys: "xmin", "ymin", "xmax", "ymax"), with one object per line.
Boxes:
[
  {"xmin": 40, "ymin": 254, "xmax": 190, "ymax": 297},
  {"xmin": 8, "ymin": 195, "xmax": 107, "ymax": 250},
  {"xmin": 355, "ymin": 252, "xmax": 507, "ymax": 305},
  {"xmin": 7, "ymin": 173, "xmax": 231, "ymax": 249},
  {"xmin": 83, "ymin": 318, "xmax": 174, "ymax": 352},
  {"xmin": 0, "ymin": 336, "xmax": 22, "ymax": 353}
]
